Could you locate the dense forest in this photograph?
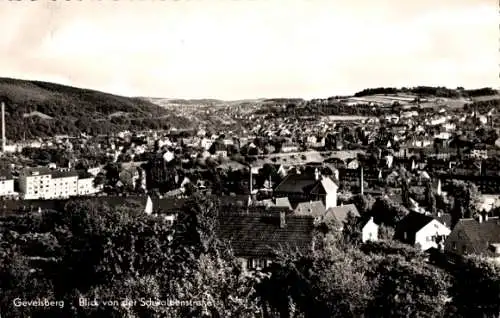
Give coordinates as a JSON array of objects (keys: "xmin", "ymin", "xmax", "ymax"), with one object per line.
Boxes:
[
  {"xmin": 354, "ymin": 86, "xmax": 498, "ymax": 98},
  {"xmin": 1, "ymin": 194, "xmax": 499, "ymax": 317},
  {"xmin": 0, "ymin": 78, "xmax": 194, "ymax": 140}
]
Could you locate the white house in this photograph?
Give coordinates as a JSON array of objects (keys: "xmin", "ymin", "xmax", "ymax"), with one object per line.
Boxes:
[
  {"xmin": 0, "ymin": 170, "xmax": 14, "ymax": 196},
  {"xmin": 361, "ymin": 217, "xmax": 379, "ymax": 243},
  {"xmin": 395, "ymin": 212, "xmax": 451, "ymax": 251}
]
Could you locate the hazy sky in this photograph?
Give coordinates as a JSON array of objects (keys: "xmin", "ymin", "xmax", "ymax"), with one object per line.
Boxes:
[{"xmin": 0, "ymin": 0, "xmax": 498, "ymax": 99}]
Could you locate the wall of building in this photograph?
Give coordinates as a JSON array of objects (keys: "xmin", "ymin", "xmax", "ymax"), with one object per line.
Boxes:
[
  {"xmin": 362, "ymin": 220, "xmax": 379, "ymax": 242},
  {"xmin": 415, "ymin": 220, "xmax": 450, "ymax": 251},
  {"xmin": 0, "ymin": 179, "xmax": 14, "ymax": 196}
]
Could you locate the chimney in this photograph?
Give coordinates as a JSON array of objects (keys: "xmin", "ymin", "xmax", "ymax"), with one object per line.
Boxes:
[
  {"xmin": 1, "ymin": 102, "xmax": 5, "ymax": 153},
  {"xmin": 279, "ymin": 210, "xmax": 286, "ymax": 228},
  {"xmin": 249, "ymin": 165, "xmax": 253, "ymax": 194},
  {"xmin": 314, "ymin": 168, "xmax": 320, "ymax": 180},
  {"xmin": 360, "ymin": 167, "xmax": 364, "ymax": 195}
]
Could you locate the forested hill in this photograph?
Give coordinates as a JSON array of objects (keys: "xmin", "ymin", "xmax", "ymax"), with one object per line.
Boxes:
[
  {"xmin": 353, "ymin": 86, "xmax": 499, "ymax": 98},
  {"xmin": 0, "ymin": 78, "xmax": 190, "ymax": 140}
]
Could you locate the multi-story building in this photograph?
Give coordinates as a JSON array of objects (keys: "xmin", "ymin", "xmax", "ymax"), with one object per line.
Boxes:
[
  {"xmin": 77, "ymin": 170, "xmax": 101, "ymax": 196},
  {"xmin": 0, "ymin": 169, "xmax": 14, "ymax": 196},
  {"xmin": 19, "ymin": 168, "xmax": 78, "ymax": 200}
]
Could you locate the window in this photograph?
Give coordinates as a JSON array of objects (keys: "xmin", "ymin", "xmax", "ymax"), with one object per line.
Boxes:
[{"xmin": 248, "ymin": 258, "xmax": 267, "ymax": 270}]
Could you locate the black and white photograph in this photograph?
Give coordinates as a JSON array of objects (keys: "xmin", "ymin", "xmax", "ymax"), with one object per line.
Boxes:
[{"xmin": 0, "ymin": 0, "xmax": 499, "ymax": 317}]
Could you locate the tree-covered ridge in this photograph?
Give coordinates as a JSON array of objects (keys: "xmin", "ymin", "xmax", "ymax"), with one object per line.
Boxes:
[
  {"xmin": 354, "ymin": 86, "xmax": 498, "ymax": 98},
  {"xmin": 0, "ymin": 78, "xmax": 194, "ymax": 140},
  {"xmin": 1, "ymin": 195, "xmax": 499, "ymax": 317}
]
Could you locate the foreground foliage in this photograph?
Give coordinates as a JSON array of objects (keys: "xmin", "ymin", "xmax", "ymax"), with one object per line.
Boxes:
[{"xmin": 1, "ymin": 195, "xmax": 499, "ymax": 317}]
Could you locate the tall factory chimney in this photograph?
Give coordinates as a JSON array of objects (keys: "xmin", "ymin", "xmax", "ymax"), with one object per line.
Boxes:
[
  {"xmin": 360, "ymin": 166, "xmax": 364, "ymax": 195},
  {"xmin": 1, "ymin": 102, "xmax": 6, "ymax": 153}
]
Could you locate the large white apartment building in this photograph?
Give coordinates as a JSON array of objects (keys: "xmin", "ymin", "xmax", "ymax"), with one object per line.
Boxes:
[
  {"xmin": 19, "ymin": 168, "xmax": 79, "ymax": 200},
  {"xmin": 77, "ymin": 170, "xmax": 102, "ymax": 196},
  {"xmin": 0, "ymin": 170, "xmax": 15, "ymax": 196}
]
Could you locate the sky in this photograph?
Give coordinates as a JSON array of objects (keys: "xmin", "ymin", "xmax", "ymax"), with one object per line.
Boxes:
[{"xmin": 0, "ymin": 0, "xmax": 498, "ymax": 100}]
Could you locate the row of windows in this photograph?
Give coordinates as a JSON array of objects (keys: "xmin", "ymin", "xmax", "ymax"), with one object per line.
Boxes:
[{"xmin": 247, "ymin": 258, "xmax": 271, "ymax": 270}]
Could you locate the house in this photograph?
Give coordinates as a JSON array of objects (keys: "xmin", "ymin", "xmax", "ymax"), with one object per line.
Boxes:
[
  {"xmin": 470, "ymin": 148, "xmax": 488, "ymax": 160},
  {"xmin": 217, "ymin": 211, "xmax": 315, "ymax": 271},
  {"xmin": 477, "ymin": 195, "xmax": 500, "ymax": 213},
  {"xmin": 274, "ymin": 169, "xmax": 338, "ymax": 209},
  {"xmin": 361, "ymin": 217, "xmax": 379, "ymax": 243},
  {"xmin": 444, "ymin": 214, "xmax": 500, "ymax": 262},
  {"xmin": 281, "ymin": 142, "xmax": 299, "ymax": 153},
  {"xmin": 0, "ymin": 170, "xmax": 15, "ymax": 197},
  {"xmin": 293, "ymin": 200, "xmax": 326, "ymax": 221},
  {"xmin": 324, "ymin": 204, "xmax": 360, "ymax": 228},
  {"xmin": 209, "ymin": 141, "xmax": 228, "ymax": 158},
  {"xmin": 258, "ymin": 197, "xmax": 293, "ymax": 210},
  {"xmin": 395, "ymin": 212, "xmax": 451, "ymax": 251}
]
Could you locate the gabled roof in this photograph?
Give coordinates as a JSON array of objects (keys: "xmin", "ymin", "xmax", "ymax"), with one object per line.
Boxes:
[
  {"xmin": 274, "ymin": 173, "xmax": 319, "ymax": 194},
  {"xmin": 325, "ymin": 204, "xmax": 360, "ymax": 225},
  {"xmin": 311, "ymin": 177, "xmax": 338, "ymax": 195},
  {"xmin": 396, "ymin": 212, "xmax": 438, "ymax": 235},
  {"xmin": 447, "ymin": 217, "xmax": 500, "ymax": 256},
  {"xmin": 436, "ymin": 213, "xmax": 453, "ymax": 229},
  {"xmin": 275, "ymin": 173, "xmax": 337, "ymax": 195},
  {"xmin": 217, "ymin": 214, "xmax": 315, "ymax": 257},
  {"xmin": 294, "ymin": 200, "xmax": 325, "ymax": 217}
]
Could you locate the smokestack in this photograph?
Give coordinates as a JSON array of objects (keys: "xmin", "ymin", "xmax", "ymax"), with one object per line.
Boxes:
[
  {"xmin": 360, "ymin": 166, "xmax": 364, "ymax": 195},
  {"xmin": 1, "ymin": 102, "xmax": 5, "ymax": 153},
  {"xmin": 249, "ymin": 166, "xmax": 253, "ymax": 194}
]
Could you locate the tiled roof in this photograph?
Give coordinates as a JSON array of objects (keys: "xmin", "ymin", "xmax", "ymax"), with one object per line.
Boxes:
[
  {"xmin": 20, "ymin": 167, "xmax": 52, "ymax": 176},
  {"xmin": 155, "ymin": 197, "xmax": 188, "ymax": 213},
  {"xmin": 294, "ymin": 200, "xmax": 325, "ymax": 218},
  {"xmin": 51, "ymin": 170, "xmax": 79, "ymax": 179},
  {"xmin": 395, "ymin": 212, "xmax": 436, "ymax": 242},
  {"xmin": 274, "ymin": 173, "xmax": 319, "ymax": 194},
  {"xmin": 217, "ymin": 214, "xmax": 315, "ymax": 257},
  {"xmin": 275, "ymin": 173, "xmax": 337, "ymax": 195},
  {"xmin": 219, "ymin": 205, "xmax": 291, "ymax": 216},
  {"xmin": 325, "ymin": 204, "xmax": 360, "ymax": 224},
  {"xmin": 217, "ymin": 195, "xmax": 250, "ymax": 207},
  {"xmin": 446, "ymin": 217, "xmax": 500, "ymax": 256},
  {"xmin": 436, "ymin": 213, "xmax": 453, "ymax": 229}
]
